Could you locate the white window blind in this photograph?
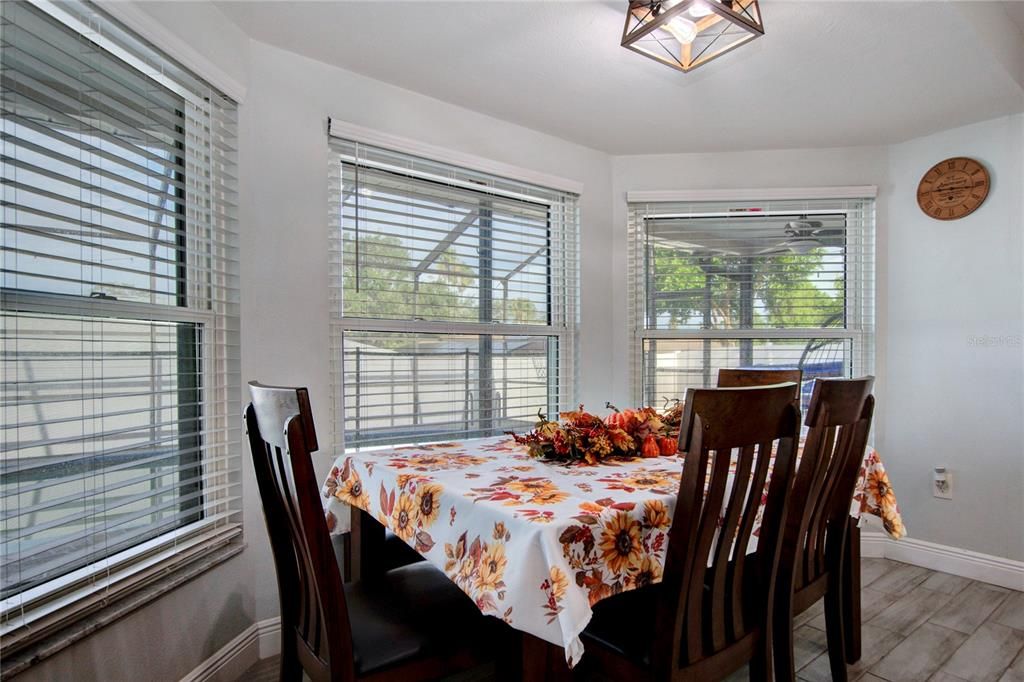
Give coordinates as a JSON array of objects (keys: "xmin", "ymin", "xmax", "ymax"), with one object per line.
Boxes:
[
  {"xmin": 328, "ymin": 138, "xmax": 578, "ymax": 449},
  {"xmin": 627, "ymin": 197, "xmax": 874, "ymax": 408},
  {"xmin": 1, "ymin": 0, "xmax": 240, "ymax": 653}
]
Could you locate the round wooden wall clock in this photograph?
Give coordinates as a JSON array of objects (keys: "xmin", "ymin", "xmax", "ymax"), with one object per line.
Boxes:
[{"xmin": 916, "ymin": 157, "xmax": 990, "ymax": 220}]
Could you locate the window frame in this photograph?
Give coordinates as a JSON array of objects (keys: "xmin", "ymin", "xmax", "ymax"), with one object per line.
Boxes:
[
  {"xmin": 627, "ymin": 191, "xmax": 876, "ymax": 405},
  {"xmin": 328, "ymin": 134, "xmax": 580, "ymax": 450}
]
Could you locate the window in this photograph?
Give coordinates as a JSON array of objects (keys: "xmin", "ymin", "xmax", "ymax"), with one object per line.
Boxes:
[
  {"xmin": 628, "ymin": 196, "xmax": 874, "ymax": 408},
  {"xmin": 328, "ymin": 138, "xmax": 578, "ymax": 449},
  {"xmin": 1, "ymin": 0, "xmax": 239, "ymax": 654}
]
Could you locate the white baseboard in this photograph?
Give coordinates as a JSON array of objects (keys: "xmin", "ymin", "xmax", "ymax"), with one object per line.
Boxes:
[
  {"xmin": 180, "ymin": 617, "xmax": 281, "ymax": 682},
  {"xmin": 859, "ymin": 529, "xmax": 889, "ymax": 559},
  {"xmin": 861, "ymin": 530, "xmax": 1024, "ymax": 592},
  {"xmin": 257, "ymin": 618, "xmax": 282, "ymax": 659}
]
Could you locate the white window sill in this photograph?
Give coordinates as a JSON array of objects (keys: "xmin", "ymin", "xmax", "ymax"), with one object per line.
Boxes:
[{"xmin": 0, "ymin": 542, "xmax": 245, "ymax": 679}]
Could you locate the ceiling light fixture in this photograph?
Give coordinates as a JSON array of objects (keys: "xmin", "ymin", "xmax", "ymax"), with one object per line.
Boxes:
[
  {"xmin": 667, "ymin": 16, "xmax": 698, "ymax": 44},
  {"xmin": 621, "ymin": 0, "xmax": 764, "ymax": 73},
  {"xmin": 687, "ymin": 1, "xmax": 715, "ymax": 18}
]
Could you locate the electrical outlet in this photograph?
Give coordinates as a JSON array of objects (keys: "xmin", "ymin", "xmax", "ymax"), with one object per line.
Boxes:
[{"xmin": 933, "ymin": 470, "xmax": 953, "ymax": 499}]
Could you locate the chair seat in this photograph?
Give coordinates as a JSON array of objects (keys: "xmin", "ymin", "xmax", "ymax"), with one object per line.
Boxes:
[
  {"xmin": 581, "ymin": 585, "xmax": 660, "ymax": 668},
  {"xmin": 345, "ymin": 561, "xmax": 494, "ymax": 676}
]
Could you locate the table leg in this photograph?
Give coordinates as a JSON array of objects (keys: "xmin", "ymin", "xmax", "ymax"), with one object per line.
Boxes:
[
  {"xmin": 843, "ymin": 517, "xmax": 862, "ymax": 664},
  {"xmin": 349, "ymin": 507, "xmax": 385, "ymax": 582},
  {"xmin": 521, "ymin": 633, "xmax": 573, "ymax": 682},
  {"xmin": 521, "ymin": 634, "xmax": 547, "ymax": 682}
]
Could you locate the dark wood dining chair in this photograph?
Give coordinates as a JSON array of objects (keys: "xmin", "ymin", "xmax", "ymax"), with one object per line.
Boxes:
[
  {"xmin": 580, "ymin": 383, "xmax": 801, "ymax": 681},
  {"xmin": 245, "ymin": 381, "xmax": 503, "ymax": 682},
  {"xmin": 677, "ymin": 370, "xmax": 802, "ymax": 454},
  {"xmin": 773, "ymin": 377, "xmax": 875, "ymax": 682}
]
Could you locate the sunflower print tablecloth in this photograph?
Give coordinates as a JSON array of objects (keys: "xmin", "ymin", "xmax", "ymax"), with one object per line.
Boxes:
[{"xmin": 322, "ymin": 436, "xmax": 904, "ymax": 665}]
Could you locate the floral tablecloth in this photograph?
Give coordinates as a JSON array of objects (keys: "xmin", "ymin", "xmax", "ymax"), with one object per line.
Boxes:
[{"xmin": 322, "ymin": 436, "xmax": 904, "ymax": 665}]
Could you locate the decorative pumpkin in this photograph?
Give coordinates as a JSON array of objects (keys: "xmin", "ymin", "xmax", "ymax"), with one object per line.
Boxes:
[
  {"xmin": 604, "ymin": 402, "xmax": 637, "ymax": 430},
  {"xmin": 657, "ymin": 436, "xmax": 677, "ymax": 456},
  {"xmin": 641, "ymin": 434, "xmax": 660, "ymax": 458}
]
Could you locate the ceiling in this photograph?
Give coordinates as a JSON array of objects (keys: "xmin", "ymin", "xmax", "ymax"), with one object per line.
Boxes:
[{"xmin": 215, "ymin": 1, "xmax": 1024, "ymax": 155}]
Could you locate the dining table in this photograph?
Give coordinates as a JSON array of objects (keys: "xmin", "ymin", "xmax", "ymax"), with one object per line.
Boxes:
[{"xmin": 321, "ymin": 434, "xmax": 905, "ymax": 676}]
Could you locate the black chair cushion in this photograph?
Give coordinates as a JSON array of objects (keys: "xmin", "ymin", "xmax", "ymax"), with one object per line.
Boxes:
[
  {"xmin": 345, "ymin": 561, "xmax": 496, "ymax": 676},
  {"xmin": 581, "ymin": 585, "xmax": 661, "ymax": 668}
]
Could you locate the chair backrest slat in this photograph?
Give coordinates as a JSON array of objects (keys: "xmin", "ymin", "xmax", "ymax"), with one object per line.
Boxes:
[
  {"xmin": 782, "ymin": 377, "xmax": 875, "ymax": 597},
  {"xmin": 688, "ymin": 442, "xmax": 729, "ymax": 660},
  {"xmin": 245, "ymin": 381, "xmax": 354, "ymax": 682},
  {"xmin": 729, "ymin": 439, "xmax": 773, "ymax": 643},
  {"xmin": 655, "ymin": 383, "xmax": 800, "ymax": 675},
  {"xmin": 707, "ymin": 442, "xmax": 752, "ymax": 651}
]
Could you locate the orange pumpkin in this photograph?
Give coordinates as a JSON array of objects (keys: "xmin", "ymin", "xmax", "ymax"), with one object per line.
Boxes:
[
  {"xmin": 641, "ymin": 434, "xmax": 659, "ymax": 458},
  {"xmin": 658, "ymin": 436, "xmax": 678, "ymax": 456},
  {"xmin": 605, "ymin": 408, "xmax": 637, "ymax": 431}
]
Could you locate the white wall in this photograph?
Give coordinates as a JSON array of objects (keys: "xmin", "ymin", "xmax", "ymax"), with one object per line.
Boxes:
[{"xmin": 884, "ymin": 114, "xmax": 1023, "ymax": 561}]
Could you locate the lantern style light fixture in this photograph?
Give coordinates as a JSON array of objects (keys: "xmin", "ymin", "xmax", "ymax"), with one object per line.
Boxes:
[{"xmin": 621, "ymin": 0, "xmax": 764, "ymax": 73}]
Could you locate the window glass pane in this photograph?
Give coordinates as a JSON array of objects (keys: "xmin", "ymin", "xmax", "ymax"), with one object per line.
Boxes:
[
  {"xmin": 1, "ymin": 1, "xmax": 186, "ymax": 306},
  {"xmin": 644, "ymin": 214, "xmax": 847, "ymax": 330},
  {"xmin": 641, "ymin": 337, "xmax": 853, "ymax": 410},
  {"xmin": 340, "ymin": 166, "xmax": 551, "ymax": 325},
  {"xmin": 343, "ymin": 331, "xmax": 558, "ymax": 447},
  {"xmin": 1, "ymin": 312, "xmax": 202, "ymax": 598},
  {"xmin": 631, "ymin": 198, "xmax": 873, "ymax": 409}
]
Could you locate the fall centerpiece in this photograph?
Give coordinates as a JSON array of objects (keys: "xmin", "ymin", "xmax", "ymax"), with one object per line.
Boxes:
[{"xmin": 508, "ymin": 401, "xmax": 683, "ymax": 465}]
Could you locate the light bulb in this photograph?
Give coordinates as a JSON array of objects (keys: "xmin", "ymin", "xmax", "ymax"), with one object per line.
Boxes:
[
  {"xmin": 687, "ymin": 1, "xmax": 714, "ymax": 18},
  {"xmin": 667, "ymin": 16, "xmax": 697, "ymax": 44}
]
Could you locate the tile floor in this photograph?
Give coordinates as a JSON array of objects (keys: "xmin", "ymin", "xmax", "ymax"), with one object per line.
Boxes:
[
  {"xmin": 240, "ymin": 558, "xmax": 1024, "ymax": 681},
  {"xmin": 788, "ymin": 558, "xmax": 1022, "ymax": 682}
]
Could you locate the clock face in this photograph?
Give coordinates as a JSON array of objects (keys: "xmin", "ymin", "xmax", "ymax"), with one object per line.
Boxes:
[{"xmin": 917, "ymin": 157, "xmax": 990, "ymax": 220}]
